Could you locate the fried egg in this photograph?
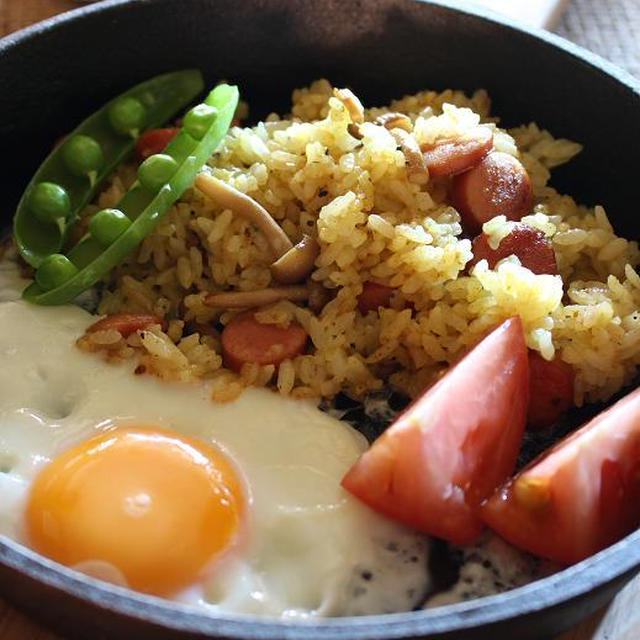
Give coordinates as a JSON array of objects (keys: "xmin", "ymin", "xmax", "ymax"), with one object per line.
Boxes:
[{"xmin": 0, "ymin": 258, "xmax": 430, "ymax": 616}]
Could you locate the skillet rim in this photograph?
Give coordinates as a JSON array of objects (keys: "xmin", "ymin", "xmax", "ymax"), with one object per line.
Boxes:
[
  {"xmin": 1, "ymin": 530, "xmax": 639, "ymax": 638},
  {"xmin": 0, "ymin": 0, "xmax": 638, "ymax": 638},
  {"xmin": 0, "ymin": 0, "xmax": 638, "ymax": 94}
]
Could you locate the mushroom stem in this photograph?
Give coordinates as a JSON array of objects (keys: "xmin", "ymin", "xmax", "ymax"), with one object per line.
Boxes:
[
  {"xmin": 271, "ymin": 234, "xmax": 320, "ymax": 284},
  {"xmin": 307, "ymin": 281, "xmax": 332, "ymax": 313},
  {"xmin": 347, "ymin": 123, "xmax": 363, "ymax": 140},
  {"xmin": 195, "ymin": 173, "xmax": 293, "ymax": 259},
  {"xmin": 205, "ymin": 286, "xmax": 309, "ymax": 308},
  {"xmin": 333, "ymin": 88, "xmax": 365, "ymax": 123},
  {"xmin": 374, "ymin": 112, "xmax": 412, "ymax": 132},
  {"xmin": 389, "ymin": 128, "xmax": 429, "ymax": 185}
]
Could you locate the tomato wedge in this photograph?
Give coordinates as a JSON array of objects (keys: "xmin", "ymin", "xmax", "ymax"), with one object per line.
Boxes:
[
  {"xmin": 342, "ymin": 316, "xmax": 529, "ymax": 545},
  {"xmin": 527, "ymin": 351, "xmax": 575, "ymax": 429},
  {"xmin": 481, "ymin": 387, "xmax": 640, "ymax": 565},
  {"xmin": 135, "ymin": 127, "xmax": 180, "ymax": 161}
]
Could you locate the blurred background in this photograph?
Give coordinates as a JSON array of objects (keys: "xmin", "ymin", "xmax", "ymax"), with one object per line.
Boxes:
[
  {"xmin": 2, "ymin": 0, "xmax": 639, "ymax": 78},
  {"xmin": 474, "ymin": 0, "xmax": 639, "ymax": 78},
  {"xmin": 555, "ymin": 0, "xmax": 639, "ymax": 78}
]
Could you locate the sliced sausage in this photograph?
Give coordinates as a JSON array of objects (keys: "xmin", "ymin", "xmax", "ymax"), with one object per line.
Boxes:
[
  {"xmin": 86, "ymin": 313, "xmax": 165, "ymax": 338},
  {"xmin": 527, "ymin": 351, "xmax": 575, "ymax": 429},
  {"xmin": 358, "ymin": 281, "xmax": 394, "ymax": 314},
  {"xmin": 420, "ymin": 127, "xmax": 493, "ymax": 177},
  {"xmin": 221, "ymin": 312, "xmax": 308, "ymax": 372},
  {"xmin": 469, "ymin": 224, "xmax": 557, "ymax": 275},
  {"xmin": 452, "ymin": 152, "xmax": 533, "ymax": 236}
]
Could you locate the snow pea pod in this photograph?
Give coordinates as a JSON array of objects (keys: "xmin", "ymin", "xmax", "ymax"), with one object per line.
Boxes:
[
  {"xmin": 13, "ymin": 69, "xmax": 204, "ymax": 268},
  {"xmin": 22, "ymin": 83, "xmax": 239, "ymax": 305}
]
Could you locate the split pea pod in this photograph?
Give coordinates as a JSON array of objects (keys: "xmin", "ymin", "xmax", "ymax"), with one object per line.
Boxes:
[
  {"xmin": 22, "ymin": 83, "xmax": 239, "ymax": 305},
  {"xmin": 13, "ymin": 69, "xmax": 204, "ymax": 268}
]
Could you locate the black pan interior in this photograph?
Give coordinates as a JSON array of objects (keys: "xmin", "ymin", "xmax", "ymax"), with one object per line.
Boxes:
[{"xmin": 0, "ymin": 1, "xmax": 638, "ymax": 639}]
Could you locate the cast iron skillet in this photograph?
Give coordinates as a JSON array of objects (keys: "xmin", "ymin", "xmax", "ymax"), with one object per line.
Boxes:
[{"xmin": 0, "ymin": 0, "xmax": 638, "ymax": 638}]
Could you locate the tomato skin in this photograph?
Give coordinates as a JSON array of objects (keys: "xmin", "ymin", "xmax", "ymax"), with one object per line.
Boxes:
[
  {"xmin": 527, "ymin": 351, "xmax": 575, "ymax": 429},
  {"xmin": 341, "ymin": 316, "xmax": 529, "ymax": 545},
  {"xmin": 480, "ymin": 387, "xmax": 640, "ymax": 565},
  {"xmin": 135, "ymin": 128, "xmax": 179, "ymax": 161}
]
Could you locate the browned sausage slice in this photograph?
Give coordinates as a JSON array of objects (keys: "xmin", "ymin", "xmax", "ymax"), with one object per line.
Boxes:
[
  {"xmin": 358, "ymin": 281, "xmax": 394, "ymax": 314},
  {"xmin": 86, "ymin": 313, "xmax": 166, "ymax": 338},
  {"xmin": 420, "ymin": 127, "xmax": 493, "ymax": 177},
  {"xmin": 469, "ymin": 224, "xmax": 557, "ymax": 275},
  {"xmin": 452, "ymin": 152, "xmax": 533, "ymax": 235},
  {"xmin": 221, "ymin": 312, "xmax": 308, "ymax": 372}
]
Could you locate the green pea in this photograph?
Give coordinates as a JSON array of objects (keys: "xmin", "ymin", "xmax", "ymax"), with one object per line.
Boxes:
[
  {"xmin": 35, "ymin": 254, "xmax": 79, "ymax": 290},
  {"xmin": 138, "ymin": 153, "xmax": 178, "ymax": 191},
  {"xmin": 89, "ymin": 208, "xmax": 132, "ymax": 245},
  {"xmin": 62, "ymin": 135, "xmax": 104, "ymax": 179},
  {"xmin": 183, "ymin": 104, "xmax": 218, "ymax": 140},
  {"xmin": 108, "ymin": 96, "xmax": 146, "ymax": 136},
  {"xmin": 29, "ymin": 182, "xmax": 71, "ymax": 222}
]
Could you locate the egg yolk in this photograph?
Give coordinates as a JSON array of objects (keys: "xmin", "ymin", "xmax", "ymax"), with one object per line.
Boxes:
[{"xmin": 25, "ymin": 427, "xmax": 244, "ymax": 595}]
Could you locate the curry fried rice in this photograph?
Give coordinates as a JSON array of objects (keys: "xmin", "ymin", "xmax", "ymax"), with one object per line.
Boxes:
[{"xmin": 77, "ymin": 79, "xmax": 640, "ymax": 406}]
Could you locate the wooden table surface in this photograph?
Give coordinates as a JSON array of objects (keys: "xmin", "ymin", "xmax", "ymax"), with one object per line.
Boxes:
[{"xmin": 0, "ymin": 1, "xmax": 638, "ymax": 639}]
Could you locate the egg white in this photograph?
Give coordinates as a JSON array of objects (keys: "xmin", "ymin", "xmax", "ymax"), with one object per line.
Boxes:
[{"xmin": 0, "ymin": 256, "xmax": 430, "ymax": 617}]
